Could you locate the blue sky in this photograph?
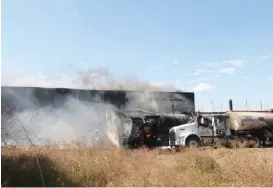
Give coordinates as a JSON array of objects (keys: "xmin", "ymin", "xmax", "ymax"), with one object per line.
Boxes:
[{"xmin": 2, "ymin": 0, "xmax": 273, "ymax": 111}]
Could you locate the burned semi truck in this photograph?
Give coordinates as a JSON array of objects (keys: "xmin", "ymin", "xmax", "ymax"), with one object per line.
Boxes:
[{"xmin": 127, "ymin": 114, "xmax": 191, "ymax": 148}]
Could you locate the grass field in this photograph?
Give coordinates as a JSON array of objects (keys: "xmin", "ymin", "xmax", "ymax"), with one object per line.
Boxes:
[{"xmin": 2, "ymin": 143, "xmax": 273, "ymax": 187}]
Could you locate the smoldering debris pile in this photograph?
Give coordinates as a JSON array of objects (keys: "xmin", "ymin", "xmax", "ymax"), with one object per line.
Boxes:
[{"xmin": 1, "ymin": 67, "xmax": 193, "ymax": 148}]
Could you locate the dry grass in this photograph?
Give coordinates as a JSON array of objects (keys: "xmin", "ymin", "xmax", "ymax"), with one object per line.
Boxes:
[{"xmin": 2, "ymin": 143, "xmax": 273, "ymax": 187}]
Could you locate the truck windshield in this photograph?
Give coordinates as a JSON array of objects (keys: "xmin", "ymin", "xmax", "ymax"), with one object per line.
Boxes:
[
  {"xmin": 188, "ymin": 117, "xmax": 197, "ymax": 123},
  {"xmin": 130, "ymin": 118, "xmax": 143, "ymax": 137}
]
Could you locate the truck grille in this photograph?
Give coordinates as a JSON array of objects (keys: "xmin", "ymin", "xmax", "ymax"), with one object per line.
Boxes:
[{"xmin": 169, "ymin": 130, "xmax": 176, "ymax": 142}]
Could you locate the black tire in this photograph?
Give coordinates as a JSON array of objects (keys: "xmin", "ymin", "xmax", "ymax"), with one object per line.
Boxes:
[
  {"xmin": 249, "ymin": 137, "xmax": 261, "ymax": 148},
  {"xmin": 186, "ymin": 136, "xmax": 200, "ymax": 148},
  {"xmin": 240, "ymin": 136, "xmax": 261, "ymax": 148}
]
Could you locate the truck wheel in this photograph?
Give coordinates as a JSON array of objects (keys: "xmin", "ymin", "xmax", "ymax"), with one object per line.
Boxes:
[
  {"xmin": 249, "ymin": 137, "xmax": 260, "ymax": 148},
  {"xmin": 186, "ymin": 137, "xmax": 200, "ymax": 148}
]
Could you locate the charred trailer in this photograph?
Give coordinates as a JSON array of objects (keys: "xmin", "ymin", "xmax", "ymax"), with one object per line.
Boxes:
[
  {"xmin": 127, "ymin": 114, "xmax": 190, "ymax": 148},
  {"xmin": 226, "ymin": 111, "xmax": 273, "ymax": 146},
  {"xmin": 225, "ymin": 99, "xmax": 273, "ymax": 146}
]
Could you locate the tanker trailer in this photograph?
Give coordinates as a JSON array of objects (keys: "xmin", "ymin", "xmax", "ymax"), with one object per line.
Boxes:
[
  {"xmin": 226, "ymin": 111, "xmax": 273, "ymax": 146},
  {"xmin": 127, "ymin": 113, "xmax": 190, "ymax": 148}
]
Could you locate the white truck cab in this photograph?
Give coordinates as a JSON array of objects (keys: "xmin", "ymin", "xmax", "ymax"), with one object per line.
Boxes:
[
  {"xmin": 169, "ymin": 122, "xmax": 200, "ymax": 147},
  {"xmin": 169, "ymin": 114, "xmax": 227, "ymax": 148}
]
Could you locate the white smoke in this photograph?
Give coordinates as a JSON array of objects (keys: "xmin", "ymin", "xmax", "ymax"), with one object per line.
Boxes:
[
  {"xmin": 1, "ymin": 68, "xmax": 174, "ymax": 91},
  {"xmin": 2, "ymin": 97, "xmax": 125, "ymax": 147},
  {"xmin": 1, "ymin": 67, "xmax": 192, "ymax": 148}
]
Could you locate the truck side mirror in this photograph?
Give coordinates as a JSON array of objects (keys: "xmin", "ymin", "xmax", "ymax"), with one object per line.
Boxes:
[
  {"xmin": 201, "ymin": 117, "xmax": 204, "ymax": 124},
  {"xmin": 200, "ymin": 117, "xmax": 209, "ymax": 127}
]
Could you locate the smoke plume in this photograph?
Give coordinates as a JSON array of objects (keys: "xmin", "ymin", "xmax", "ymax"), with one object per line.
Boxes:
[{"xmin": 1, "ymin": 67, "xmax": 190, "ymax": 148}]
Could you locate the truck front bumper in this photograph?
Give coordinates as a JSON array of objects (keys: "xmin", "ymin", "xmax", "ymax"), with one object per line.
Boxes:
[{"xmin": 169, "ymin": 136, "xmax": 186, "ymax": 147}]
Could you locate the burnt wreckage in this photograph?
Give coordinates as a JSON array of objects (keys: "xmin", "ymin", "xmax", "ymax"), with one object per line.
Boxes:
[
  {"xmin": 1, "ymin": 86, "xmax": 195, "ymax": 147},
  {"xmin": 127, "ymin": 113, "xmax": 191, "ymax": 148}
]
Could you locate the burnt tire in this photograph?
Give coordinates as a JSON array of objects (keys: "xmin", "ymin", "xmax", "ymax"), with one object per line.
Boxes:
[
  {"xmin": 186, "ymin": 136, "xmax": 200, "ymax": 148},
  {"xmin": 249, "ymin": 137, "xmax": 261, "ymax": 148}
]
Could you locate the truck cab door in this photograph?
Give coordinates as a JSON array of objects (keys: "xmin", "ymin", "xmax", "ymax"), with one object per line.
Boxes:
[{"xmin": 198, "ymin": 118, "xmax": 214, "ymax": 145}]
